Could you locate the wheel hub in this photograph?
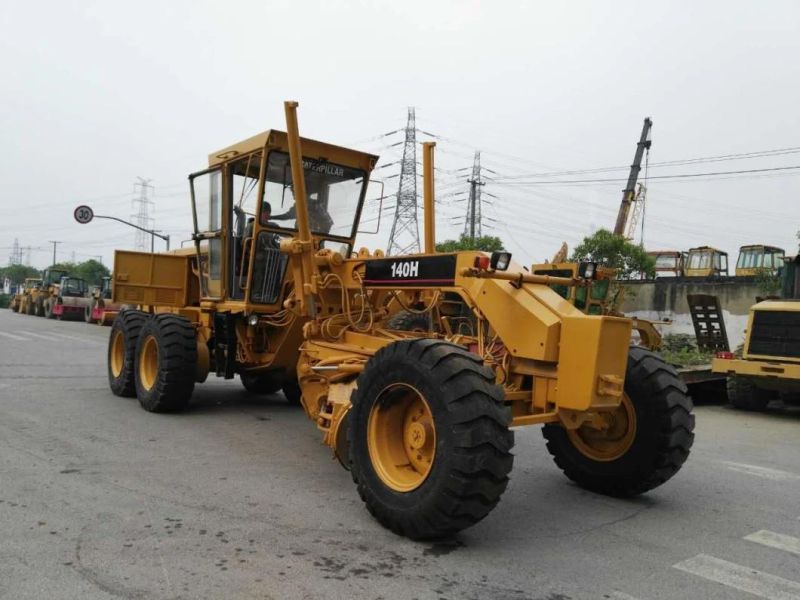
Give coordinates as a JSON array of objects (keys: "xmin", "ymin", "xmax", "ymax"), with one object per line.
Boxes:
[
  {"xmin": 139, "ymin": 335, "xmax": 159, "ymax": 392},
  {"xmin": 567, "ymin": 394, "xmax": 637, "ymax": 462},
  {"xmin": 367, "ymin": 384, "xmax": 436, "ymax": 492},
  {"xmin": 110, "ymin": 330, "xmax": 125, "ymax": 378}
]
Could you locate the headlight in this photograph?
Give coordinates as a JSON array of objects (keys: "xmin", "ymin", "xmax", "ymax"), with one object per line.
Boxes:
[
  {"xmin": 578, "ymin": 261, "xmax": 598, "ymax": 280},
  {"xmin": 248, "ymin": 314, "xmax": 259, "ymax": 327},
  {"xmin": 490, "ymin": 251, "xmax": 512, "ymax": 271}
]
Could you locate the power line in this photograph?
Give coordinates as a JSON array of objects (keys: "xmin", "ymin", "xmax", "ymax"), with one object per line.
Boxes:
[{"xmin": 494, "ymin": 164, "xmax": 800, "ymax": 185}]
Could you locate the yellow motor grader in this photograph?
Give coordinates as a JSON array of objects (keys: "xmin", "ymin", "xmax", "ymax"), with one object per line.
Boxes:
[{"xmin": 107, "ymin": 101, "xmax": 694, "ymax": 539}]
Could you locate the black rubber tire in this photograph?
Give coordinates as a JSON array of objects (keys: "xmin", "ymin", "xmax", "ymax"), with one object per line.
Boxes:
[
  {"xmin": 25, "ymin": 300, "xmax": 34, "ymax": 315},
  {"xmin": 85, "ymin": 301, "xmax": 96, "ymax": 324},
  {"xmin": 282, "ymin": 378, "xmax": 302, "ymax": 405},
  {"xmin": 134, "ymin": 314, "xmax": 197, "ymax": 413},
  {"xmin": 45, "ymin": 299, "xmax": 56, "ymax": 319},
  {"xmin": 727, "ymin": 375, "xmax": 772, "ymax": 411},
  {"xmin": 779, "ymin": 391, "xmax": 800, "ymax": 406},
  {"xmin": 542, "ymin": 346, "xmax": 694, "ymax": 497},
  {"xmin": 349, "ymin": 338, "xmax": 514, "ymax": 539},
  {"xmin": 35, "ymin": 298, "xmax": 45, "ymax": 317},
  {"xmin": 240, "ymin": 371, "xmax": 284, "ymax": 395},
  {"xmin": 107, "ymin": 310, "xmax": 148, "ymax": 397},
  {"xmin": 386, "ymin": 310, "xmax": 435, "ymax": 333}
]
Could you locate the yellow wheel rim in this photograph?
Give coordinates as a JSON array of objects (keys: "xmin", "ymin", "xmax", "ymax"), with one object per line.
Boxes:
[
  {"xmin": 568, "ymin": 394, "xmax": 637, "ymax": 462},
  {"xmin": 110, "ymin": 330, "xmax": 125, "ymax": 378},
  {"xmin": 367, "ymin": 384, "xmax": 436, "ymax": 492},
  {"xmin": 139, "ymin": 335, "xmax": 159, "ymax": 391}
]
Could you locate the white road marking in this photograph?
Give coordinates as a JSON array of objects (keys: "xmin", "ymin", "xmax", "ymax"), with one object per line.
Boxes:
[
  {"xmin": 673, "ymin": 553, "xmax": 800, "ymax": 599},
  {"xmin": 18, "ymin": 330, "xmax": 54, "ymax": 340},
  {"xmin": 608, "ymin": 592, "xmax": 645, "ymax": 600},
  {"xmin": 47, "ymin": 332, "xmax": 103, "ymax": 345},
  {"xmin": 0, "ymin": 330, "xmax": 28, "ymax": 341},
  {"xmin": 721, "ymin": 461, "xmax": 800, "ymax": 481},
  {"xmin": 745, "ymin": 530, "xmax": 800, "ymax": 556}
]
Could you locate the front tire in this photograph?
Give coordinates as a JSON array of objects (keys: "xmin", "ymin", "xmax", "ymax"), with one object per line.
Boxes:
[
  {"xmin": 108, "ymin": 310, "xmax": 148, "ymax": 397},
  {"xmin": 542, "ymin": 346, "xmax": 694, "ymax": 497},
  {"xmin": 134, "ymin": 314, "xmax": 197, "ymax": 412},
  {"xmin": 727, "ymin": 375, "xmax": 772, "ymax": 411},
  {"xmin": 349, "ymin": 339, "xmax": 514, "ymax": 539}
]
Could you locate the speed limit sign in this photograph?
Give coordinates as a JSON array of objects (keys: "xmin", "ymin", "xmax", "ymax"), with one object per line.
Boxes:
[{"xmin": 74, "ymin": 205, "xmax": 94, "ymax": 224}]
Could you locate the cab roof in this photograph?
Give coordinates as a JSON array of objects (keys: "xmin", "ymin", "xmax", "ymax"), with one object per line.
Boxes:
[
  {"xmin": 739, "ymin": 244, "xmax": 785, "ymax": 252},
  {"xmin": 208, "ymin": 129, "xmax": 379, "ymax": 174},
  {"xmin": 689, "ymin": 245, "xmax": 727, "ymax": 255}
]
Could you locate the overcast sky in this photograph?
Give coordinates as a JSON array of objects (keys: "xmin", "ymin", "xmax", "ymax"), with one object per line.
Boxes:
[{"xmin": 1, "ymin": 0, "xmax": 798, "ymax": 269}]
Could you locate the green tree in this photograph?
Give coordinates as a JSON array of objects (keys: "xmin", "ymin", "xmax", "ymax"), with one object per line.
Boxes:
[
  {"xmin": 73, "ymin": 259, "xmax": 110, "ymax": 287},
  {"xmin": 570, "ymin": 229, "xmax": 655, "ymax": 279},
  {"xmin": 435, "ymin": 234, "xmax": 505, "ymax": 253},
  {"xmin": 46, "ymin": 260, "xmax": 110, "ymax": 286},
  {"xmin": 0, "ymin": 264, "xmax": 41, "ymax": 284}
]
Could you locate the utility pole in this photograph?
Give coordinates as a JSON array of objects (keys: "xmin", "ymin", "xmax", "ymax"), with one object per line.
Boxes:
[
  {"xmin": 132, "ymin": 177, "xmax": 155, "ymax": 251},
  {"xmin": 613, "ymin": 118, "xmax": 652, "ymax": 237},
  {"xmin": 49, "ymin": 240, "xmax": 61, "ymax": 266},
  {"xmin": 386, "ymin": 108, "xmax": 421, "ymax": 255},
  {"xmin": 464, "ymin": 151, "xmax": 485, "ymax": 242}
]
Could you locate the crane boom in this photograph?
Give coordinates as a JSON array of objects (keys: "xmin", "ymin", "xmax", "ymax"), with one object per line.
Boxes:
[{"xmin": 613, "ymin": 118, "xmax": 652, "ymax": 236}]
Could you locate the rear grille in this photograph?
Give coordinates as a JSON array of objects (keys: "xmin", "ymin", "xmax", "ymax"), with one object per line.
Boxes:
[{"xmin": 748, "ymin": 310, "xmax": 800, "ymax": 358}]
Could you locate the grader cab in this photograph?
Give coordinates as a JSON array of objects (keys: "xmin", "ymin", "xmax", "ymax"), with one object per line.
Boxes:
[{"xmin": 108, "ymin": 101, "xmax": 694, "ymax": 539}]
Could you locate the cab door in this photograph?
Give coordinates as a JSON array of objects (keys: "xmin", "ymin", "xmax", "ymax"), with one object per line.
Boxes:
[{"xmin": 190, "ymin": 168, "xmax": 224, "ymax": 299}]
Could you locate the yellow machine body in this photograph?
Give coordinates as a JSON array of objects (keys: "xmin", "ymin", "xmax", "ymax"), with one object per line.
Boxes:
[
  {"xmin": 713, "ymin": 300, "xmax": 800, "ymax": 393},
  {"xmin": 112, "ymin": 103, "xmax": 634, "ymax": 460}
]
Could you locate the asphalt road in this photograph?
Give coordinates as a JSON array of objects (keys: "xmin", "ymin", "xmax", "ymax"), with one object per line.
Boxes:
[{"xmin": 1, "ymin": 308, "xmax": 800, "ymax": 600}]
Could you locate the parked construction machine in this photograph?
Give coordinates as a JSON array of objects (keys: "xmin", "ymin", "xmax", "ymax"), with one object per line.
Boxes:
[
  {"xmin": 713, "ymin": 254, "xmax": 800, "ymax": 410},
  {"xmin": 44, "ymin": 276, "xmax": 90, "ymax": 320},
  {"xmin": 27, "ymin": 268, "xmax": 68, "ymax": 317},
  {"xmin": 107, "ymin": 101, "xmax": 694, "ymax": 538},
  {"xmin": 86, "ymin": 276, "xmax": 122, "ymax": 324},
  {"xmin": 10, "ymin": 278, "xmax": 41, "ymax": 313}
]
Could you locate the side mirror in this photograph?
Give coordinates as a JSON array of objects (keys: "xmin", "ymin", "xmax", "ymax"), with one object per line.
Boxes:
[{"xmin": 357, "ymin": 179, "xmax": 386, "ymax": 235}]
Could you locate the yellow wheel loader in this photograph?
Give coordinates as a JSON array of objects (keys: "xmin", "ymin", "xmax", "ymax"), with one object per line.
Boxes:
[
  {"xmin": 107, "ymin": 101, "xmax": 694, "ymax": 539},
  {"xmin": 11, "ymin": 278, "xmax": 42, "ymax": 313}
]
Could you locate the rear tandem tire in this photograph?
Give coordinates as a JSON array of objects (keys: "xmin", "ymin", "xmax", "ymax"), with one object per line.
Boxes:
[
  {"xmin": 108, "ymin": 310, "xmax": 148, "ymax": 397},
  {"xmin": 542, "ymin": 346, "xmax": 695, "ymax": 497},
  {"xmin": 240, "ymin": 371, "xmax": 284, "ymax": 395},
  {"xmin": 348, "ymin": 339, "xmax": 514, "ymax": 539},
  {"xmin": 134, "ymin": 314, "xmax": 197, "ymax": 413},
  {"xmin": 727, "ymin": 375, "xmax": 772, "ymax": 411}
]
